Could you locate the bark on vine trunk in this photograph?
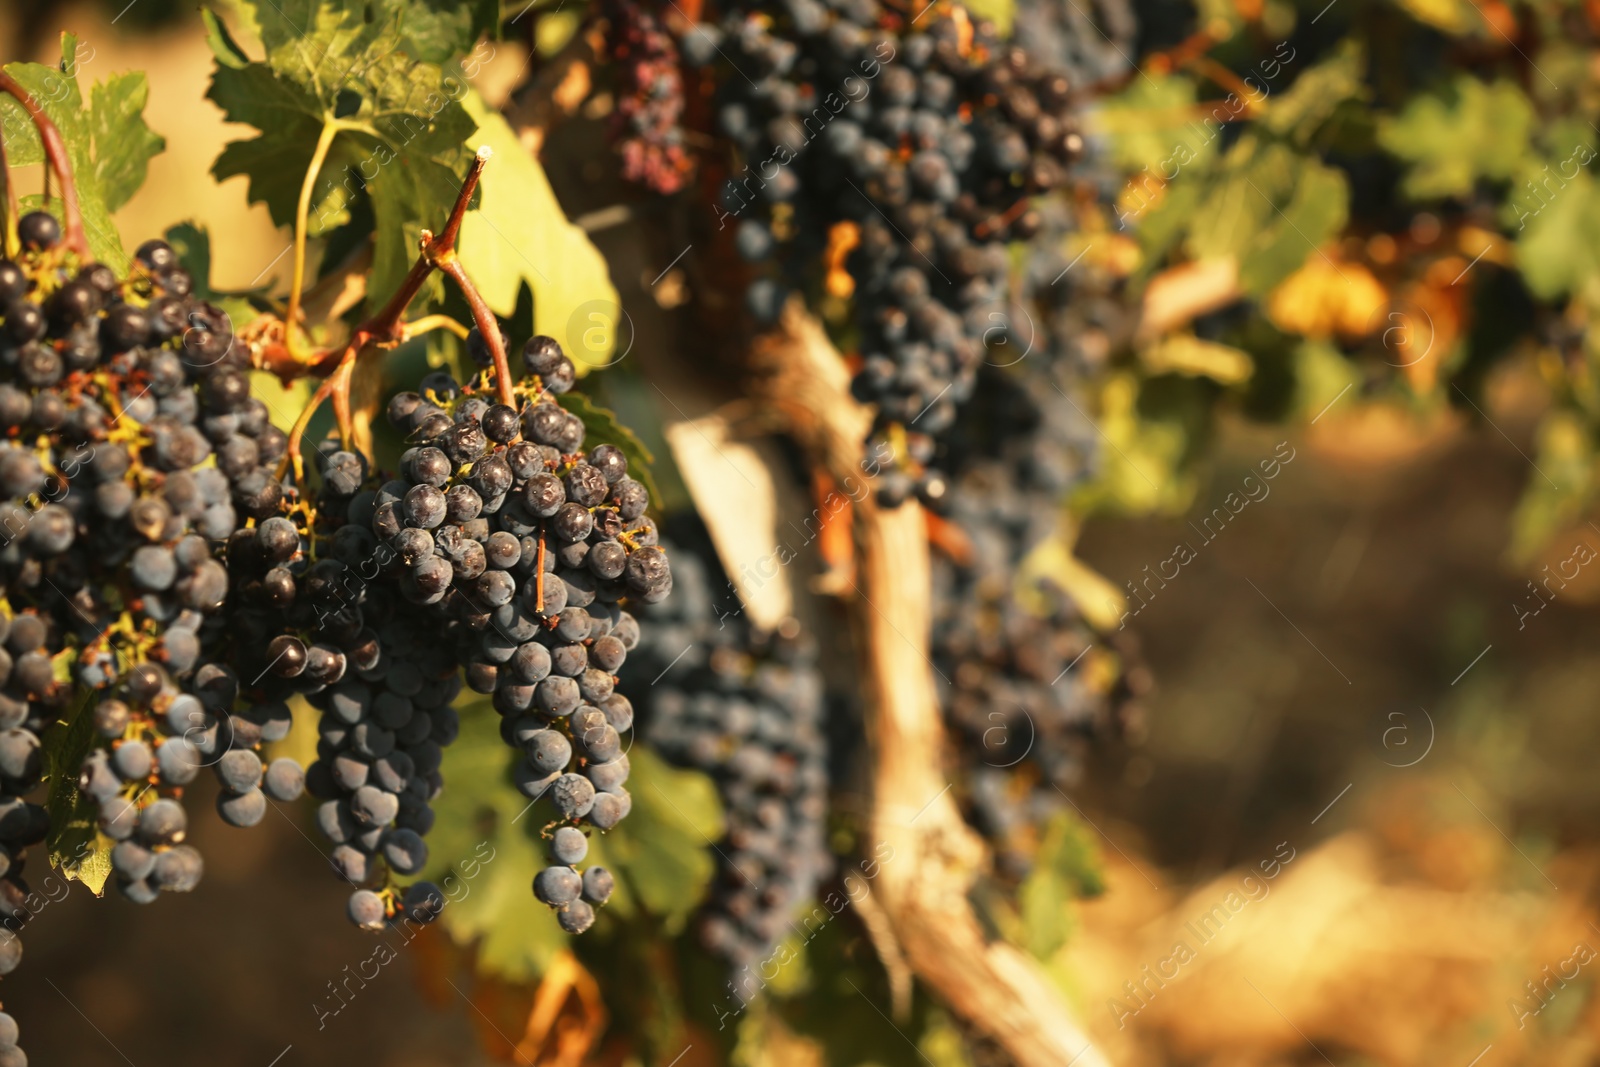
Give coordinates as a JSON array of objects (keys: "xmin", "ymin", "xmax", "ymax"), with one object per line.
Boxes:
[{"xmin": 751, "ymin": 303, "xmax": 1112, "ymax": 1067}]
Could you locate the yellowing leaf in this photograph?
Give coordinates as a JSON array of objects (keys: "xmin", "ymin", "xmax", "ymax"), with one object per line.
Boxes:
[
  {"xmin": 1140, "ymin": 334, "xmax": 1256, "ymax": 384},
  {"xmin": 460, "ymin": 92, "xmax": 622, "ymax": 373},
  {"xmin": 1265, "ymin": 256, "xmax": 1387, "ymax": 338},
  {"xmin": 43, "ymin": 691, "xmax": 111, "ymax": 895},
  {"xmin": 1016, "ymin": 534, "xmax": 1127, "ymax": 631},
  {"xmin": 1395, "ymin": 0, "xmax": 1477, "ymax": 35}
]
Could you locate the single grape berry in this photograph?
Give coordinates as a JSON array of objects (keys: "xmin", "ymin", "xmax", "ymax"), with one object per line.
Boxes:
[{"xmin": 17, "ymin": 212, "xmax": 60, "ymax": 251}]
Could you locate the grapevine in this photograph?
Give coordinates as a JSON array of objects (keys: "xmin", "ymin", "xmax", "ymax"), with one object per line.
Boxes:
[{"xmin": 0, "ymin": 3, "xmax": 1148, "ymax": 1066}]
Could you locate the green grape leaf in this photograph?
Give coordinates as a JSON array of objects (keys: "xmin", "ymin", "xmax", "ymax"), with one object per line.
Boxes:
[
  {"xmin": 205, "ymin": 1, "xmax": 477, "ymax": 312},
  {"xmin": 459, "ymin": 91, "xmax": 624, "ymax": 373},
  {"xmin": 424, "ymin": 696, "xmax": 722, "ymax": 980},
  {"xmin": 42, "ymin": 691, "xmax": 111, "ymax": 895},
  {"xmin": 423, "ymin": 696, "xmax": 567, "ymax": 982},
  {"xmin": 1018, "ymin": 867, "xmax": 1072, "ymax": 960},
  {"xmin": 1092, "ymin": 73, "xmax": 1219, "ymax": 177},
  {"xmin": 1016, "ymin": 812, "xmax": 1103, "ymax": 959},
  {"xmin": 1260, "ymin": 39, "xmax": 1366, "ymax": 143},
  {"xmin": 201, "ymin": 7, "xmax": 251, "ymax": 69},
  {"xmin": 556, "ymin": 392, "xmax": 662, "ymax": 508},
  {"xmin": 586, "ymin": 747, "xmax": 723, "ymax": 934},
  {"xmin": 87, "ymin": 74, "xmax": 165, "ymax": 214},
  {"xmin": 1515, "ymin": 170, "xmax": 1600, "ymax": 299},
  {"xmin": 1377, "ymin": 75, "xmax": 1535, "ymax": 200},
  {"xmin": 0, "ymin": 34, "xmax": 166, "ymax": 267},
  {"xmin": 373, "ymin": 0, "xmax": 503, "ymax": 63},
  {"xmin": 1187, "ymin": 136, "xmax": 1349, "ymax": 297}
]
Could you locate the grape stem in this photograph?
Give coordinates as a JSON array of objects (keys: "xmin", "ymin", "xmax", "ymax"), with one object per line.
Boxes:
[
  {"xmin": 276, "ymin": 146, "xmax": 497, "ymax": 483},
  {"xmin": 0, "ymin": 69, "xmax": 90, "ymax": 259},
  {"xmin": 399, "ymin": 313, "xmax": 471, "ymax": 342},
  {"xmin": 434, "ymin": 254, "xmax": 516, "ymax": 407}
]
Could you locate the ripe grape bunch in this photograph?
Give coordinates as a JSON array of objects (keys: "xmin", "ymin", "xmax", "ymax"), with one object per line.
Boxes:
[
  {"xmin": 199, "ymin": 444, "xmax": 452, "ymax": 932},
  {"xmin": 680, "ymin": 0, "xmax": 1093, "ymax": 505},
  {"xmin": 624, "ymin": 531, "xmax": 830, "ymax": 970},
  {"xmin": 380, "ymin": 332, "xmax": 669, "ymax": 935},
  {"xmin": 0, "ymin": 212, "xmax": 292, "ymax": 1061}
]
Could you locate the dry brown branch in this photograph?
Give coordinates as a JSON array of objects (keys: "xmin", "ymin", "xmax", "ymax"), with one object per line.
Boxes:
[
  {"xmin": 749, "ymin": 301, "xmax": 1112, "ymax": 1067},
  {"xmin": 504, "ymin": 24, "xmax": 605, "ymax": 157}
]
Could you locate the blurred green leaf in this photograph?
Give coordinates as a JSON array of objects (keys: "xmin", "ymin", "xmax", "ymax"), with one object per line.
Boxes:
[
  {"xmin": 1188, "ymin": 136, "xmax": 1349, "ymax": 297},
  {"xmin": 459, "ymin": 92, "xmax": 623, "ymax": 373},
  {"xmin": 1508, "ymin": 410, "xmax": 1594, "ymax": 563},
  {"xmin": 424, "ymin": 696, "xmax": 566, "ymax": 983},
  {"xmin": 1378, "ymin": 75, "xmax": 1535, "ymax": 199},
  {"xmin": 426, "ymin": 696, "xmax": 722, "ymax": 980},
  {"xmin": 1093, "ymin": 73, "xmax": 1219, "ymax": 177},
  {"xmin": 1261, "ymin": 40, "xmax": 1365, "ymax": 143},
  {"xmin": 1133, "ymin": 179, "xmax": 1204, "ymax": 266},
  {"xmin": 1017, "ymin": 811, "xmax": 1104, "ymax": 959},
  {"xmin": 1292, "ymin": 338, "xmax": 1361, "ymax": 422},
  {"xmin": 1515, "ymin": 170, "xmax": 1600, "ymax": 299},
  {"xmin": 1071, "ymin": 372, "xmax": 1202, "ymax": 516},
  {"xmin": 588, "ymin": 747, "xmax": 723, "ymax": 934}
]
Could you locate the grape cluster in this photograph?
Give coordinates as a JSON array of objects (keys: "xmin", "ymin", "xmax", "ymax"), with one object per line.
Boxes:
[
  {"xmin": 189, "ymin": 439, "xmax": 452, "ymax": 929},
  {"xmin": 0, "ymin": 633, "xmax": 48, "ymax": 990},
  {"xmin": 606, "ymin": 0, "xmax": 694, "ymax": 195},
  {"xmin": 681, "ymin": 2, "xmax": 1092, "ymax": 503},
  {"xmin": 0, "ymin": 1010, "xmax": 21, "ymax": 1067},
  {"xmin": 378, "ymin": 333, "xmax": 667, "ymax": 933},
  {"xmin": 302, "ymin": 591, "xmax": 459, "ymax": 931},
  {"xmin": 0, "ymin": 226, "xmax": 250, "ymax": 700},
  {"xmin": 0, "ymin": 217, "xmax": 272, "ymax": 1061},
  {"xmin": 931, "ymin": 358, "xmax": 1145, "ymax": 877},
  {"xmin": 1011, "ymin": 0, "xmax": 1137, "ymax": 88},
  {"xmin": 624, "ymin": 532, "xmax": 830, "ymax": 970}
]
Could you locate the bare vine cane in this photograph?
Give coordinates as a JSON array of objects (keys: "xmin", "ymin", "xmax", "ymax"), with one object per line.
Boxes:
[{"xmin": 750, "ymin": 300, "xmax": 1114, "ymax": 1067}]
